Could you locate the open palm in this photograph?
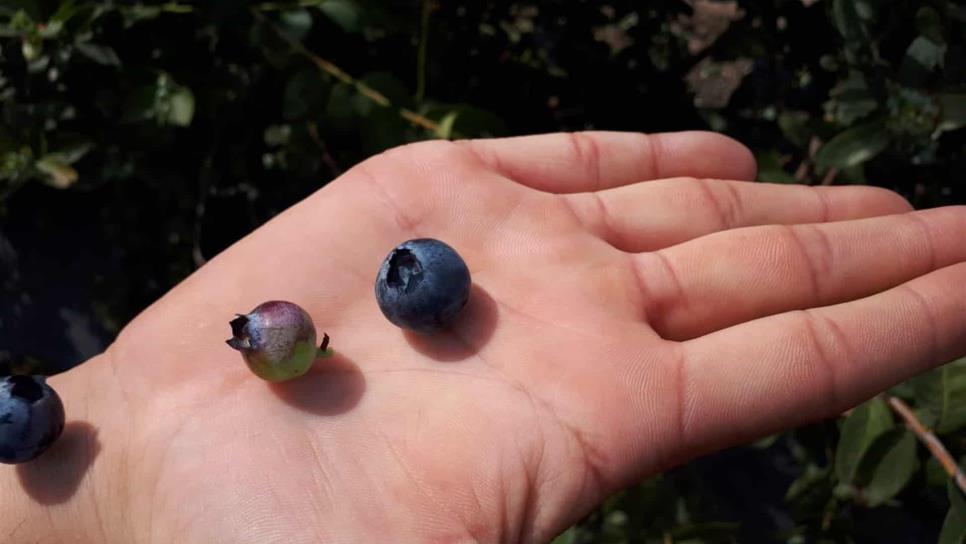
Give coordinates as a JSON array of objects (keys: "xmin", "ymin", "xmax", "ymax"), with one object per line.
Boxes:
[{"xmin": 11, "ymin": 132, "xmax": 966, "ymax": 543}]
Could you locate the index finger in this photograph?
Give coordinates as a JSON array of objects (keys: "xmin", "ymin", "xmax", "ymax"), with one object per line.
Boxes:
[{"xmin": 458, "ymin": 131, "xmax": 757, "ymax": 193}]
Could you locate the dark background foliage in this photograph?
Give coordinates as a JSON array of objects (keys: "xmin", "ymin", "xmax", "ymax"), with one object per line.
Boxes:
[{"xmin": 1, "ymin": 1, "xmax": 964, "ymax": 542}]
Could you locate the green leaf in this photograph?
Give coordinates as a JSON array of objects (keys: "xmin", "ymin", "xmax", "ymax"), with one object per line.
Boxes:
[
  {"xmin": 861, "ymin": 430, "xmax": 918, "ymax": 506},
  {"xmin": 835, "ymin": 397, "xmax": 893, "ymax": 484},
  {"xmin": 825, "ymin": 71, "xmax": 878, "ymax": 125},
  {"xmin": 939, "ymin": 481, "xmax": 966, "ymax": 544},
  {"xmin": 74, "ymin": 42, "xmax": 120, "ymax": 66},
  {"xmin": 751, "ymin": 432, "xmax": 782, "ymax": 449},
  {"xmin": 38, "ymin": 0, "xmax": 79, "ymax": 38},
  {"xmin": 815, "ymin": 123, "xmax": 891, "ymax": 170},
  {"xmin": 936, "ymin": 94, "xmax": 966, "ymax": 136},
  {"xmin": 6, "ymin": 8, "xmax": 35, "ymax": 33},
  {"xmin": 433, "ymin": 111, "xmax": 459, "ymax": 139},
  {"xmin": 786, "ymin": 463, "xmax": 833, "ymax": 514},
  {"xmin": 34, "ymin": 155, "xmax": 78, "ymax": 188},
  {"xmin": 424, "ymin": 104, "xmax": 507, "ymax": 138},
  {"xmin": 119, "ymin": 4, "xmax": 192, "ymax": 28},
  {"xmin": 927, "ymin": 457, "xmax": 949, "ymax": 489},
  {"xmin": 2, "ymin": 3, "xmax": 41, "ymax": 21},
  {"xmin": 263, "ymin": 124, "xmax": 291, "ymax": 147},
  {"xmin": 279, "ymin": 8, "xmax": 312, "ymax": 42},
  {"xmin": 910, "ymin": 358, "xmax": 966, "ymax": 433},
  {"xmin": 319, "ymin": 0, "xmax": 360, "ymax": 33},
  {"xmin": 755, "ymin": 151, "xmax": 796, "ymax": 184},
  {"xmin": 0, "ymin": 351, "xmax": 64, "ymax": 377},
  {"xmin": 165, "ymin": 86, "xmax": 195, "ymax": 126},
  {"xmin": 830, "ymin": 0, "xmax": 872, "ymax": 60},
  {"xmin": 905, "ymin": 36, "xmax": 945, "ymax": 70},
  {"xmin": 21, "ymin": 34, "xmax": 42, "ymax": 62},
  {"xmin": 549, "ymin": 527, "xmax": 578, "ymax": 544},
  {"xmin": 46, "ymin": 142, "xmax": 93, "ymax": 165}
]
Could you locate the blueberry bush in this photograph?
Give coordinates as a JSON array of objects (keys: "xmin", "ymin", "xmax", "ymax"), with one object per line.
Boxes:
[{"xmin": 1, "ymin": 1, "xmax": 964, "ymax": 542}]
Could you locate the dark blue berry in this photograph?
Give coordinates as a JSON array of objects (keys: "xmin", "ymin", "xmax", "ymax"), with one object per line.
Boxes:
[
  {"xmin": 0, "ymin": 375, "xmax": 65, "ymax": 464},
  {"xmin": 375, "ymin": 239, "xmax": 471, "ymax": 334}
]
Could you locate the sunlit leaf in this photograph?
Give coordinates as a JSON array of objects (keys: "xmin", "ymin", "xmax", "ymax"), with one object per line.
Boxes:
[
  {"xmin": 830, "ymin": 0, "xmax": 872, "ymax": 60},
  {"xmin": 35, "ymin": 155, "xmax": 78, "ymax": 188},
  {"xmin": 75, "ymin": 42, "xmax": 120, "ymax": 66},
  {"xmin": 936, "ymin": 94, "xmax": 966, "ymax": 136},
  {"xmin": 433, "ymin": 111, "xmax": 459, "ymax": 139},
  {"xmin": 423, "ymin": 104, "xmax": 507, "ymax": 138},
  {"xmin": 20, "ymin": 34, "xmax": 42, "ymax": 62},
  {"xmin": 279, "ymin": 9, "xmax": 312, "ymax": 42},
  {"xmin": 165, "ymin": 86, "xmax": 195, "ymax": 126},
  {"xmin": 815, "ymin": 123, "xmax": 890, "ymax": 170},
  {"xmin": 38, "ymin": 0, "xmax": 79, "ymax": 37},
  {"xmin": 906, "ymin": 36, "xmax": 945, "ymax": 70},
  {"xmin": 319, "ymin": 0, "xmax": 360, "ymax": 33},
  {"xmin": 825, "ymin": 71, "xmax": 878, "ymax": 125}
]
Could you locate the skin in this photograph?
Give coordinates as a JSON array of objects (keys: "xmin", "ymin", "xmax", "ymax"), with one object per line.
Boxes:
[{"xmin": 2, "ymin": 131, "xmax": 965, "ymax": 543}]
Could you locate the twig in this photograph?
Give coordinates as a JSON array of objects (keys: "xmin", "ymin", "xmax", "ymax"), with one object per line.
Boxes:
[
  {"xmin": 887, "ymin": 396, "xmax": 966, "ymax": 496},
  {"xmin": 306, "ymin": 121, "xmax": 343, "ymax": 177},
  {"xmin": 820, "ymin": 167, "xmax": 839, "ymax": 186},
  {"xmin": 415, "ymin": 0, "xmax": 436, "ymax": 102},
  {"xmin": 192, "ymin": 153, "xmax": 215, "ymax": 268},
  {"xmin": 251, "ymin": 9, "xmax": 440, "ymax": 133},
  {"xmin": 793, "ymin": 159, "xmax": 810, "ymax": 183}
]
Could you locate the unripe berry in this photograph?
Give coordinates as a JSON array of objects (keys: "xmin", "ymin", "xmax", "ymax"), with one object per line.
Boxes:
[{"xmin": 226, "ymin": 301, "xmax": 331, "ymax": 382}]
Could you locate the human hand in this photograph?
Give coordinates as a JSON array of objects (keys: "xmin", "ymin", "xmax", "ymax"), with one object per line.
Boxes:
[{"xmin": 4, "ymin": 132, "xmax": 964, "ymax": 543}]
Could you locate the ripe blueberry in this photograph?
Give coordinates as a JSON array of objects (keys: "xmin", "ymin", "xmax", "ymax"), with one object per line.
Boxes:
[
  {"xmin": 0, "ymin": 375, "xmax": 66, "ymax": 464},
  {"xmin": 375, "ymin": 238, "xmax": 471, "ymax": 334},
  {"xmin": 227, "ymin": 300, "xmax": 331, "ymax": 382}
]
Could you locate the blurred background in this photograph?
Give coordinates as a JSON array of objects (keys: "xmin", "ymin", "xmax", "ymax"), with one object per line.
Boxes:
[{"xmin": 0, "ymin": 1, "xmax": 964, "ymax": 542}]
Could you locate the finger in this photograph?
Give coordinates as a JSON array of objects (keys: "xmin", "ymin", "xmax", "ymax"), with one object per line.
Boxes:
[
  {"xmin": 561, "ymin": 179, "xmax": 911, "ymax": 252},
  {"xmin": 639, "ymin": 206, "xmax": 966, "ymax": 340},
  {"xmin": 458, "ymin": 131, "xmax": 756, "ymax": 193},
  {"xmin": 677, "ymin": 262, "xmax": 966, "ymax": 454}
]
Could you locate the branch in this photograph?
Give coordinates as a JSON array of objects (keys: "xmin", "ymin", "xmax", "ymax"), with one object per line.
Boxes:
[
  {"xmin": 415, "ymin": 0, "xmax": 437, "ymax": 102},
  {"xmin": 307, "ymin": 121, "xmax": 343, "ymax": 177},
  {"xmin": 251, "ymin": 9, "xmax": 440, "ymax": 133},
  {"xmin": 887, "ymin": 396, "xmax": 966, "ymax": 496}
]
